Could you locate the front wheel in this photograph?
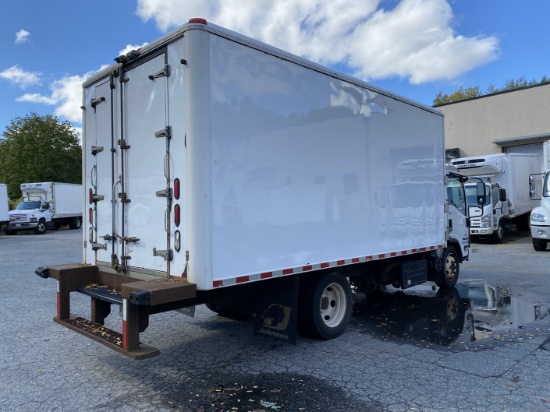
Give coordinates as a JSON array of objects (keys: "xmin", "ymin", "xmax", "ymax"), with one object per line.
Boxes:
[
  {"xmin": 34, "ymin": 220, "xmax": 47, "ymax": 235},
  {"xmin": 436, "ymin": 246, "xmax": 459, "ymax": 289},
  {"xmin": 532, "ymin": 238, "xmax": 548, "ymax": 251},
  {"xmin": 491, "ymin": 224, "xmax": 504, "ymax": 244},
  {"xmin": 299, "ymin": 273, "xmax": 353, "ymax": 340}
]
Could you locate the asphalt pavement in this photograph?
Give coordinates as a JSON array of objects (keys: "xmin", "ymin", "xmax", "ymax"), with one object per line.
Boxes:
[{"xmin": 1, "ymin": 228, "xmax": 550, "ymax": 411}]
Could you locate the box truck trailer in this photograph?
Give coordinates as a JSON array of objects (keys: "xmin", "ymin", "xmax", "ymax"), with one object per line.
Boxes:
[
  {"xmin": 35, "ymin": 19, "xmax": 470, "ymax": 359},
  {"xmin": 530, "ymin": 141, "xmax": 550, "ymax": 250},
  {"xmin": 451, "ymin": 153, "xmax": 541, "ymax": 243},
  {"xmin": 5, "ymin": 182, "xmax": 82, "ymax": 235},
  {"xmin": 0, "ymin": 183, "xmax": 9, "ymax": 231}
]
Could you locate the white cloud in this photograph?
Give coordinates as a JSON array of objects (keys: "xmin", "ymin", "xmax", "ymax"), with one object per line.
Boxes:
[
  {"xmin": 136, "ymin": 0, "xmax": 499, "ymax": 84},
  {"xmin": 17, "ymin": 70, "xmax": 100, "ymax": 124},
  {"xmin": 118, "ymin": 42, "xmax": 149, "ymax": 57},
  {"xmin": 0, "ymin": 65, "xmax": 41, "ymax": 89},
  {"xmin": 15, "ymin": 29, "xmax": 30, "ymax": 45}
]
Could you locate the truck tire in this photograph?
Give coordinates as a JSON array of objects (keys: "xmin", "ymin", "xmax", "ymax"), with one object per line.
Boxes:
[
  {"xmin": 491, "ymin": 224, "xmax": 504, "ymax": 244},
  {"xmin": 436, "ymin": 246, "xmax": 459, "ymax": 289},
  {"xmin": 299, "ymin": 272, "xmax": 352, "ymax": 340},
  {"xmin": 69, "ymin": 217, "xmax": 82, "ymax": 230},
  {"xmin": 34, "ymin": 220, "xmax": 47, "ymax": 235},
  {"xmin": 532, "ymin": 238, "xmax": 548, "ymax": 251}
]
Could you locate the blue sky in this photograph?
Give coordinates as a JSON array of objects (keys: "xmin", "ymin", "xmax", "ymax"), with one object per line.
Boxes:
[{"xmin": 1, "ymin": 0, "xmax": 549, "ymax": 138}]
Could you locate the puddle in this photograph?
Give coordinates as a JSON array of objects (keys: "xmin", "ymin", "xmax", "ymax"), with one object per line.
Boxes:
[{"xmin": 352, "ymin": 282, "xmax": 550, "ymax": 348}]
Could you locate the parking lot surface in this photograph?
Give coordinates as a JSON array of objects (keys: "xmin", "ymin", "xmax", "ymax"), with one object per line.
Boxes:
[{"xmin": 1, "ymin": 229, "xmax": 550, "ymax": 411}]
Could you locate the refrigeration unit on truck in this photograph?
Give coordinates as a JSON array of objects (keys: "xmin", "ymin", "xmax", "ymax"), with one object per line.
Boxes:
[
  {"xmin": 0, "ymin": 183, "xmax": 9, "ymax": 230},
  {"xmin": 35, "ymin": 18, "xmax": 471, "ymax": 360},
  {"xmin": 452, "ymin": 153, "xmax": 540, "ymax": 243},
  {"xmin": 6, "ymin": 182, "xmax": 82, "ymax": 235},
  {"xmin": 530, "ymin": 140, "xmax": 550, "ymax": 251}
]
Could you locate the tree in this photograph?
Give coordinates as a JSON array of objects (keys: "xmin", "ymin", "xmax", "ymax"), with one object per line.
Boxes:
[
  {"xmin": 433, "ymin": 75, "xmax": 550, "ymax": 106},
  {"xmin": 0, "ymin": 113, "xmax": 81, "ymax": 200}
]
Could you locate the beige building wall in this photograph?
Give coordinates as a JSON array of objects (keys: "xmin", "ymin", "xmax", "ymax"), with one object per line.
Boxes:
[{"xmin": 436, "ymin": 83, "xmax": 550, "ymax": 157}]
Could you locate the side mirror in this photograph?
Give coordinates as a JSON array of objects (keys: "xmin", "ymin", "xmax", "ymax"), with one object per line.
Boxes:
[
  {"xmin": 476, "ymin": 182, "xmax": 486, "ymax": 205},
  {"xmin": 499, "ymin": 188, "xmax": 507, "ymax": 202}
]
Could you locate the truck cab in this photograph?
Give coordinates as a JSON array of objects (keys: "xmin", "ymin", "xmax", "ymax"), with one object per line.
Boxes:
[
  {"xmin": 529, "ymin": 140, "xmax": 550, "ymax": 251},
  {"xmin": 530, "ymin": 169, "xmax": 550, "ymax": 251},
  {"xmin": 464, "ymin": 181, "xmax": 508, "ymax": 243},
  {"xmin": 8, "ymin": 197, "xmax": 53, "ymax": 234}
]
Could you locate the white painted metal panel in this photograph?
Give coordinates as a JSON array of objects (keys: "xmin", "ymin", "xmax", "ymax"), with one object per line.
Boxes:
[
  {"xmin": 83, "ymin": 79, "xmax": 117, "ymax": 264},
  {"xmin": 123, "ymin": 53, "xmax": 169, "ymax": 273},
  {"xmin": 0, "ymin": 184, "xmax": 9, "ymax": 222},
  {"xmin": 206, "ymin": 34, "xmax": 445, "ymax": 285},
  {"xmin": 51, "ymin": 183, "xmax": 82, "ymax": 216}
]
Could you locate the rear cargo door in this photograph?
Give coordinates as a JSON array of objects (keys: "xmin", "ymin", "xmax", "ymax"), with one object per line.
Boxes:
[
  {"xmin": 117, "ymin": 51, "xmax": 172, "ymax": 274},
  {"xmin": 84, "ymin": 77, "xmax": 117, "ymax": 265}
]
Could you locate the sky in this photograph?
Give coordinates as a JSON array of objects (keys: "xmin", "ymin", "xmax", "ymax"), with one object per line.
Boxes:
[{"xmin": 1, "ymin": 0, "xmax": 549, "ymax": 139}]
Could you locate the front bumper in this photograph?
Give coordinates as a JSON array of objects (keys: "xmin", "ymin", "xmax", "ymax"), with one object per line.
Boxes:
[
  {"xmin": 530, "ymin": 225, "xmax": 550, "ymax": 240},
  {"xmin": 470, "ymin": 228, "xmax": 494, "ymax": 236},
  {"xmin": 9, "ymin": 221, "xmax": 38, "ymax": 230}
]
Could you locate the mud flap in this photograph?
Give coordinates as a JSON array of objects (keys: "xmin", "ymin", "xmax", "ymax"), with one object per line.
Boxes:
[{"xmin": 253, "ymin": 276, "xmax": 299, "ymax": 344}]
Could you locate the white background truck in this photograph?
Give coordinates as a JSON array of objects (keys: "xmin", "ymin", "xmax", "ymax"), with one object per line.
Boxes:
[
  {"xmin": 530, "ymin": 140, "xmax": 550, "ymax": 250},
  {"xmin": 452, "ymin": 153, "xmax": 540, "ymax": 243},
  {"xmin": 0, "ymin": 183, "xmax": 9, "ymax": 230},
  {"xmin": 36, "ymin": 18, "xmax": 470, "ymax": 360},
  {"xmin": 6, "ymin": 182, "xmax": 82, "ymax": 235}
]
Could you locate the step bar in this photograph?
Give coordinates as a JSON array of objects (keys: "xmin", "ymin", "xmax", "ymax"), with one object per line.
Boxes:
[{"xmin": 36, "ymin": 264, "xmax": 197, "ymax": 360}]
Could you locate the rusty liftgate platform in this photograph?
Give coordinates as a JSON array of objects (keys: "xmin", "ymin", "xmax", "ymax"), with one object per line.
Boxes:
[{"xmin": 36, "ymin": 264, "xmax": 197, "ymax": 360}]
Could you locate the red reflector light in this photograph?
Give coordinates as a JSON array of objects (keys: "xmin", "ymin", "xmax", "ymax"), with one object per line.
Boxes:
[
  {"xmin": 89, "ymin": 188, "xmax": 93, "ymax": 204},
  {"xmin": 89, "ymin": 208, "xmax": 93, "ymax": 225},
  {"xmin": 174, "ymin": 178, "xmax": 180, "ymax": 200},
  {"xmin": 189, "ymin": 18, "xmax": 207, "ymax": 25},
  {"xmin": 174, "ymin": 204, "xmax": 180, "ymax": 227}
]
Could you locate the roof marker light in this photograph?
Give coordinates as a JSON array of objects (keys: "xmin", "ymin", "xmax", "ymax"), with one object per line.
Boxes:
[{"xmin": 189, "ymin": 18, "xmax": 207, "ymax": 25}]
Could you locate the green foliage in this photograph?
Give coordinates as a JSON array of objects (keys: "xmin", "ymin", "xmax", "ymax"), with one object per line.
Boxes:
[
  {"xmin": 0, "ymin": 113, "xmax": 81, "ymax": 200},
  {"xmin": 434, "ymin": 75, "xmax": 550, "ymax": 106}
]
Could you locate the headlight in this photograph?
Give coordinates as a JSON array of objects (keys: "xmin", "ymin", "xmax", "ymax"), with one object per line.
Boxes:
[
  {"xmin": 30, "ymin": 217, "xmax": 38, "ymax": 222},
  {"xmin": 481, "ymin": 215, "xmax": 491, "ymax": 228},
  {"xmin": 531, "ymin": 213, "xmax": 547, "ymax": 223}
]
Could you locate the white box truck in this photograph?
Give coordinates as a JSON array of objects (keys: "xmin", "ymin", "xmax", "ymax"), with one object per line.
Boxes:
[
  {"xmin": 35, "ymin": 18, "xmax": 470, "ymax": 360},
  {"xmin": 530, "ymin": 141, "xmax": 550, "ymax": 250},
  {"xmin": 452, "ymin": 153, "xmax": 541, "ymax": 243},
  {"xmin": 5, "ymin": 182, "xmax": 82, "ymax": 235},
  {"xmin": 0, "ymin": 183, "xmax": 9, "ymax": 230}
]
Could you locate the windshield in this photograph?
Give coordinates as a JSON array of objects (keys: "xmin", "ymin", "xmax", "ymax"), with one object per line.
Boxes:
[
  {"xmin": 16, "ymin": 201, "xmax": 41, "ymax": 210},
  {"xmin": 465, "ymin": 185, "xmax": 490, "ymax": 206},
  {"xmin": 544, "ymin": 173, "xmax": 550, "ymax": 197}
]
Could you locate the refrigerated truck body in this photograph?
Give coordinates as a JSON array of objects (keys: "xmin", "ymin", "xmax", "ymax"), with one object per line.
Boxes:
[{"xmin": 36, "ymin": 18, "xmax": 470, "ymax": 359}]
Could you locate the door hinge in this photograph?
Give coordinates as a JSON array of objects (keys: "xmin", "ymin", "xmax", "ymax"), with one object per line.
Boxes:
[
  {"xmin": 122, "ymin": 236, "xmax": 140, "ymax": 243},
  {"xmin": 91, "ymin": 97, "xmax": 105, "ymax": 108},
  {"xmin": 155, "ymin": 126, "xmax": 172, "ymax": 139},
  {"xmin": 102, "ymin": 234, "xmax": 113, "ymax": 241},
  {"xmin": 155, "ymin": 187, "xmax": 172, "ymax": 199},
  {"xmin": 91, "ymin": 146, "xmax": 104, "ymax": 155},
  {"xmin": 118, "ymin": 139, "xmax": 130, "ymax": 149},
  {"xmin": 92, "ymin": 242, "xmax": 107, "ymax": 251},
  {"xmin": 153, "ymin": 248, "xmax": 173, "ymax": 261},
  {"xmin": 91, "ymin": 193, "xmax": 105, "ymax": 202},
  {"xmin": 148, "ymin": 64, "xmax": 170, "ymax": 80},
  {"xmin": 118, "ymin": 192, "xmax": 131, "ymax": 203}
]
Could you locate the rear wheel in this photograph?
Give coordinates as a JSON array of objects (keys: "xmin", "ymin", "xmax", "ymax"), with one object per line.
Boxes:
[
  {"xmin": 299, "ymin": 273, "xmax": 352, "ymax": 340},
  {"xmin": 436, "ymin": 246, "xmax": 459, "ymax": 289},
  {"xmin": 532, "ymin": 238, "xmax": 548, "ymax": 251},
  {"xmin": 69, "ymin": 217, "xmax": 82, "ymax": 230}
]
